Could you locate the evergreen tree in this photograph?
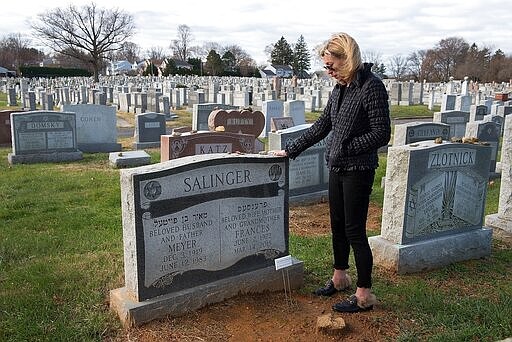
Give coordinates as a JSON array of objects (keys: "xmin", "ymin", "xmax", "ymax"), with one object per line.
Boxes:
[
  {"xmin": 292, "ymin": 35, "xmax": 311, "ymax": 78},
  {"xmin": 161, "ymin": 58, "xmax": 177, "ymax": 76},
  {"xmin": 372, "ymin": 63, "xmax": 387, "ymax": 79},
  {"xmin": 270, "ymin": 36, "xmax": 293, "ymax": 66},
  {"xmin": 221, "ymin": 51, "xmax": 237, "ymax": 75},
  {"xmin": 187, "ymin": 57, "xmax": 202, "ymax": 75},
  {"xmin": 204, "ymin": 49, "xmax": 223, "ymax": 76},
  {"xmin": 142, "ymin": 60, "xmax": 158, "ymax": 76}
]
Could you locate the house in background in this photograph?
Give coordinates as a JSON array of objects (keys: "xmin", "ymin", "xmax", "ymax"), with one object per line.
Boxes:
[
  {"xmin": 39, "ymin": 57, "xmax": 59, "ymax": 67},
  {"xmin": 259, "ymin": 64, "xmax": 294, "ymax": 78},
  {"xmin": 106, "ymin": 60, "xmax": 138, "ymax": 76},
  {"xmin": 159, "ymin": 58, "xmax": 193, "ymax": 74},
  {"xmin": 0, "ymin": 66, "xmax": 16, "ymax": 77}
]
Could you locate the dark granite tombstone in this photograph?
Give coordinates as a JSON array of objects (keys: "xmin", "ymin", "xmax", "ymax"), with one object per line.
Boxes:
[
  {"xmin": 133, "ymin": 112, "xmax": 167, "ymax": 149},
  {"xmin": 268, "ymin": 124, "xmax": 329, "ymax": 202},
  {"xmin": 110, "ymin": 154, "xmax": 303, "ymax": 326},
  {"xmin": 469, "ymin": 104, "xmax": 487, "ymax": 121},
  {"xmin": 192, "ymin": 103, "xmax": 237, "ymax": 131},
  {"xmin": 0, "ymin": 110, "xmax": 24, "ymax": 146},
  {"xmin": 8, "ymin": 110, "xmax": 82, "ymax": 164},
  {"xmin": 271, "ymin": 117, "xmax": 295, "ymax": 132}
]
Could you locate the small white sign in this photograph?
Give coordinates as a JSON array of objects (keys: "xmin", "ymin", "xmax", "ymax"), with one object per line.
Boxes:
[{"xmin": 274, "ymin": 255, "xmax": 293, "ymax": 270}]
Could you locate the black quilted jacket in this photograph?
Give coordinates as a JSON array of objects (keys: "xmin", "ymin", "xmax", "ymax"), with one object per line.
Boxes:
[{"xmin": 285, "ymin": 63, "xmax": 391, "ymax": 171}]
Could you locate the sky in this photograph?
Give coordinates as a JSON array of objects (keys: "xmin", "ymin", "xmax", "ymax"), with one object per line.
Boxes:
[{"xmin": 2, "ymin": 0, "xmax": 511, "ymax": 71}]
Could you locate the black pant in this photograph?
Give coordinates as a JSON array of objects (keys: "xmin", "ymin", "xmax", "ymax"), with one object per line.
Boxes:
[{"xmin": 329, "ymin": 169, "xmax": 375, "ymax": 289}]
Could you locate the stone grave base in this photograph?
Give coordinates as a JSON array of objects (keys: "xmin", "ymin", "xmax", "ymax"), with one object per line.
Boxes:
[
  {"xmin": 8, "ymin": 151, "xmax": 83, "ymax": 165},
  {"xmin": 369, "ymin": 228, "xmax": 492, "ymax": 274},
  {"xmin": 109, "ymin": 150, "xmax": 151, "ymax": 168},
  {"xmin": 485, "ymin": 214, "xmax": 512, "ymax": 234},
  {"xmin": 132, "ymin": 141, "xmax": 160, "ymax": 149},
  {"xmin": 290, "ymin": 190, "xmax": 328, "ymax": 205},
  {"xmin": 110, "ymin": 258, "xmax": 304, "ymax": 327},
  {"xmin": 78, "ymin": 142, "xmax": 122, "ymax": 153}
]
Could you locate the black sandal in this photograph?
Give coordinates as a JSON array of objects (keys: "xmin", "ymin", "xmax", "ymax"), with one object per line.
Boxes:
[
  {"xmin": 332, "ymin": 294, "xmax": 374, "ymax": 313},
  {"xmin": 313, "ymin": 279, "xmax": 349, "ymax": 296}
]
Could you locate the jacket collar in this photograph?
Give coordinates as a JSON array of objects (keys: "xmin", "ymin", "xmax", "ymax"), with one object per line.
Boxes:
[{"xmin": 351, "ymin": 63, "xmax": 374, "ymax": 88}]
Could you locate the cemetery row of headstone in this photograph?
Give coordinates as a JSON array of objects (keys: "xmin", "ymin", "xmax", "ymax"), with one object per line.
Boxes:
[{"xmin": 2, "ymin": 75, "xmax": 511, "ymax": 328}]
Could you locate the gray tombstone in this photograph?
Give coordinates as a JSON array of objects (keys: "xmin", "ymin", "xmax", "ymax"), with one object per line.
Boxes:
[
  {"xmin": 393, "ymin": 122, "xmax": 450, "ymax": 146},
  {"xmin": 497, "ymin": 106, "xmax": 512, "ymax": 117},
  {"xmin": 369, "ymin": 141, "xmax": 492, "ymax": 273},
  {"xmin": 61, "ymin": 104, "xmax": 121, "ymax": 153},
  {"xmin": 133, "ymin": 112, "xmax": 167, "ymax": 149},
  {"xmin": 268, "ymin": 123, "xmax": 328, "ymax": 203},
  {"xmin": 23, "ymin": 92, "xmax": 36, "ymax": 111},
  {"xmin": 389, "ymin": 83, "xmax": 401, "ymax": 105},
  {"xmin": 483, "ymin": 114, "xmax": 504, "ymax": 135},
  {"xmin": 7, "ymin": 88, "xmax": 17, "ymax": 106},
  {"xmin": 455, "ymin": 95, "xmax": 472, "ymax": 112},
  {"xmin": 260, "ymin": 100, "xmax": 284, "ymax": 138},
  {"xmin": 433, "ymin": 110, "xmax": 470, "ymax": 138},
  {"xmin": 283, "ymin": 100, "xmax": 306, "ymax": 125},
  {"xmin": 8, "ymin": 110, "xmax": 83, "ymax": 164},
  {"xmin": 469, "ymin": 105, "xmax": 487, "ymax": 122},
  {"xmin": 192, "ymin": 103, "xmax": 237, "ymax": 131},
  {"xmin": 466, "ymin": 121, "xmax": 500, "ymax": 173},
  {"xmin": 400, "ymin": 81, "xmax": 413, "ymax": 106},
  {"xmin": 486, "ymin": 115, "xmax": 512, "ymax": 234},
  {"xmin": 441, "ymin": 94, "xmax": 456, "ymax": 112},
  {"xmin": 109, "ymin": 153, "xmax": 303, "ymax": 327}
]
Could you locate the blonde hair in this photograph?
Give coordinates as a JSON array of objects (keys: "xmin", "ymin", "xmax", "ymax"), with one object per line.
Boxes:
[{"xmin": 319, "ymin": 32, "xmax": 362, "ymax": 83}]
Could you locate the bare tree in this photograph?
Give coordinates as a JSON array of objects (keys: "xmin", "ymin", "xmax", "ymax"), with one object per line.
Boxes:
[
  {"xmin": 31, "ymin": 2, "xmax": 135, "ymax": 82},
  {"xmin": 223, "ymin": 44, "xmax": 255, "ymax": 66},
  {"xmin": 0, "ymin": 33, "xmax": 43, "ymax": 71},
  {"xmin": 362, "ymin": 50, "xmax": 383, "ymax": 66},
  {"xmin": 145, "ymin": 46, "xmax": 166, "ymax": 61},
  {"xmin": 407, "ymin": 50, "xmax": 427, "ymax": 81},
  {"xmin": 171, "ymin": 25, "xmax": 193, "ymax": 61},
  {"xmin": 422, "ymin": 37, "xmax": 469, "ymax": 81},
  {"xmin": 114, "ymin": 41, "xmax": 141, "ymax": 62},
  {"xmin": 388, "ymin": 54, "xmax": 408, "ymax": 80}
]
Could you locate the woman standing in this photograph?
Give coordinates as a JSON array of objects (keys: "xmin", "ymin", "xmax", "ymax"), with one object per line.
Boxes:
[{"xmin": 272, "ymin": 32, "xmax": 391, "ymax": 312}]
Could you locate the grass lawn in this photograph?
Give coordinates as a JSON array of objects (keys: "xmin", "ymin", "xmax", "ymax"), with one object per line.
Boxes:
[{"xmin": 0, "ymin": 101, "xmax": 511, "ymax": 341}]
